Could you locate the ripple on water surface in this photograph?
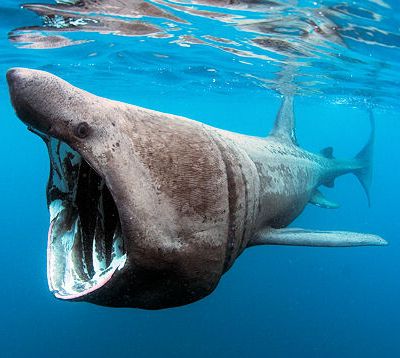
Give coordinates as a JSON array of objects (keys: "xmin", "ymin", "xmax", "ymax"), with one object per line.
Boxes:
[{"xmin": 3, "ymin": 0, "xmax": 400, "ymax": 109}]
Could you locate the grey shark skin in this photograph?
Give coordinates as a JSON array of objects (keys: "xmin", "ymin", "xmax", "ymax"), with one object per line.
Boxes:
[{"xmin": 7, "ymin": 68, "xmax": 385, "ymax": 309}]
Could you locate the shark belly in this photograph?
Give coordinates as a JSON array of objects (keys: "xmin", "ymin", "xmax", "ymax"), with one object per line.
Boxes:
[{"xmin": 254, "ymin": 152, "xmax": 321, "ymax": 228}]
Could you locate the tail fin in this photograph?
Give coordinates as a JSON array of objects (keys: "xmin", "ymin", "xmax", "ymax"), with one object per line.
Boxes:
[{"xmin": 354, "ymin": 109, "xmax": 375, "ymax": 207}]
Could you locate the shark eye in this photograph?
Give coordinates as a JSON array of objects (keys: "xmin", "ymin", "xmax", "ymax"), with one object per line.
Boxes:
[{"xmin": 75, "ymin": 122, "xmax": 90, "ymax": 138}]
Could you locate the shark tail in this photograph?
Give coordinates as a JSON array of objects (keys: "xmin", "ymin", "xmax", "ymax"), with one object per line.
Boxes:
[
  {"xmin": 353, "ymin": 109, "xmax": 375, "ymax": 207},
  {"xmin": 318, "ymin": 109, "xmax": 375, "ymax": 207}
]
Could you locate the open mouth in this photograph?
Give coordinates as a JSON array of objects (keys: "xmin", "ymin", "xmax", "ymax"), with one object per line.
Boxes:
[{"xmin": 42, "ymin": 134, "xmax": 127, "ymax": 300}]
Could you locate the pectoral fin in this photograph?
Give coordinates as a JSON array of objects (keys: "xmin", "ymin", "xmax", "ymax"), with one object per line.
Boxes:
[
  {"xmin": 248, "ymin": 228, "xmax": 387, "ymax": 247},
  {"xmin": 310, "ymin": 189, "xmax": 339, "ymax": 209}
]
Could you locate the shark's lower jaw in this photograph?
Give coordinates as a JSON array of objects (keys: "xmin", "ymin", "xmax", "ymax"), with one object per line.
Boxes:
[{"xmin": 45, "ymin": 137, "xmax": 127, "ymax": 300}]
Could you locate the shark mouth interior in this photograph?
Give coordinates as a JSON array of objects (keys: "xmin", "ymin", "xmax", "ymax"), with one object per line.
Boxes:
[{"xmin": 44, "ymin": 135, "xmax": 126, "ymax": 300}]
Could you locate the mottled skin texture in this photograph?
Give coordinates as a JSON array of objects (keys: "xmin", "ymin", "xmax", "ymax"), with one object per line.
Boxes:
[{"xmin": 7, "ymin": 68, "xmax": 376, "ymax": 309}]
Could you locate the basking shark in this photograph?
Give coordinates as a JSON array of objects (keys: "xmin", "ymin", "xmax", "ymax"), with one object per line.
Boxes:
[{"xmin": 7, "ymin": 68, "xmax": 385, "ymax": 309}]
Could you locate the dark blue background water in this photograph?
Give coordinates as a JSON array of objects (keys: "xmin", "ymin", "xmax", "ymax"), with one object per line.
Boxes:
[{"xmin": 1, "ymin": 1, "xmax": 399, "ymax": 357}]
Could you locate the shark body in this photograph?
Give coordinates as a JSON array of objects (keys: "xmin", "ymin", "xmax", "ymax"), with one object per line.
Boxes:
[{"xmin": 7, "ymin": 68, "xmax": 385, "ymax": 309}]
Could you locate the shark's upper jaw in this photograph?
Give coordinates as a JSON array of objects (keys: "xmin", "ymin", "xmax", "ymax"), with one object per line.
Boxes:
[{"xmin": 45, "ymin": 135, "xmax": 127, "ymax": 300}]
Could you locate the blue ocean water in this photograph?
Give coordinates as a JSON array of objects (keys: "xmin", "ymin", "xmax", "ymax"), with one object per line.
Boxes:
[{"xmin": 1, "ymin": 0, "xmax": 400, "ymax": 357}]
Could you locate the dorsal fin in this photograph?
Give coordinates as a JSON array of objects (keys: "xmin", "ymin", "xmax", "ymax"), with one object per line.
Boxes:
[
  {"xmin": 320, "ymin": 146, "xmax": 334, "ymax": 159},
  {"xmin": 269, "ymin": 95, "xmax": 297, "ymax": 145}
]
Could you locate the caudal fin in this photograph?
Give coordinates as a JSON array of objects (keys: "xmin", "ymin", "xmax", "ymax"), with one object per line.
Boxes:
[{"xmin": 354, "ymin": 109, "xmax": 375, "ymax": 207}]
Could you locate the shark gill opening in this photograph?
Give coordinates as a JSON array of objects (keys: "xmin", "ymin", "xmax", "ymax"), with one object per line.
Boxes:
[{"xmin": 46, "ymin": 138, "xmax": 126, "ymax": 299}]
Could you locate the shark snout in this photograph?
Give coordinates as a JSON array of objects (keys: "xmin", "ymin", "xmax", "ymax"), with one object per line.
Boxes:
[
  {"xmin": 6, "ymin": 68, "xmax": 28, "ymax": 110},
  {"xmin": 6, "ymin": 68, "xmax": 19, "ymax": 84},
  {"xmin": 7, "ymin": 67, "xmax": 52, "ymax": 132},
  {"xmin": 6, "ymin": 67, "xmax": 37, "ymax": 97},
  {"xmin": 7, "ymin": 67, "xmax": 130, "ymax": 146},
  {"xmin": 7, "ymin": 67, "xmax": 40, "ymax": 83},
  {"xmin": 6, "ymin": 67, "xmax": 83, "ymax": 137}
]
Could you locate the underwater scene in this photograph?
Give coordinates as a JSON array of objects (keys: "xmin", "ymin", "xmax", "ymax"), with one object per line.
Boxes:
[{"xmin": 1, "ymin": 0, "xmax": 400, "ymax": 357}]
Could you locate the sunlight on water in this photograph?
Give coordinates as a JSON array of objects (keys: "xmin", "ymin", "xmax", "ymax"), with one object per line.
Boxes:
[{"xmin": 3, "ymin": 0, "xmax": 400, "ymax": 110}]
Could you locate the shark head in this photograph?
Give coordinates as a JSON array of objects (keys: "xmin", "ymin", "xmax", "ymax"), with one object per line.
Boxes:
[
  {"xmin": 7, "ymin": 67, "xmax": 133, "ymax": 305},
  {"xmin": 7, "ymin": 68, "xmax": 229, "ymax": 309}
]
